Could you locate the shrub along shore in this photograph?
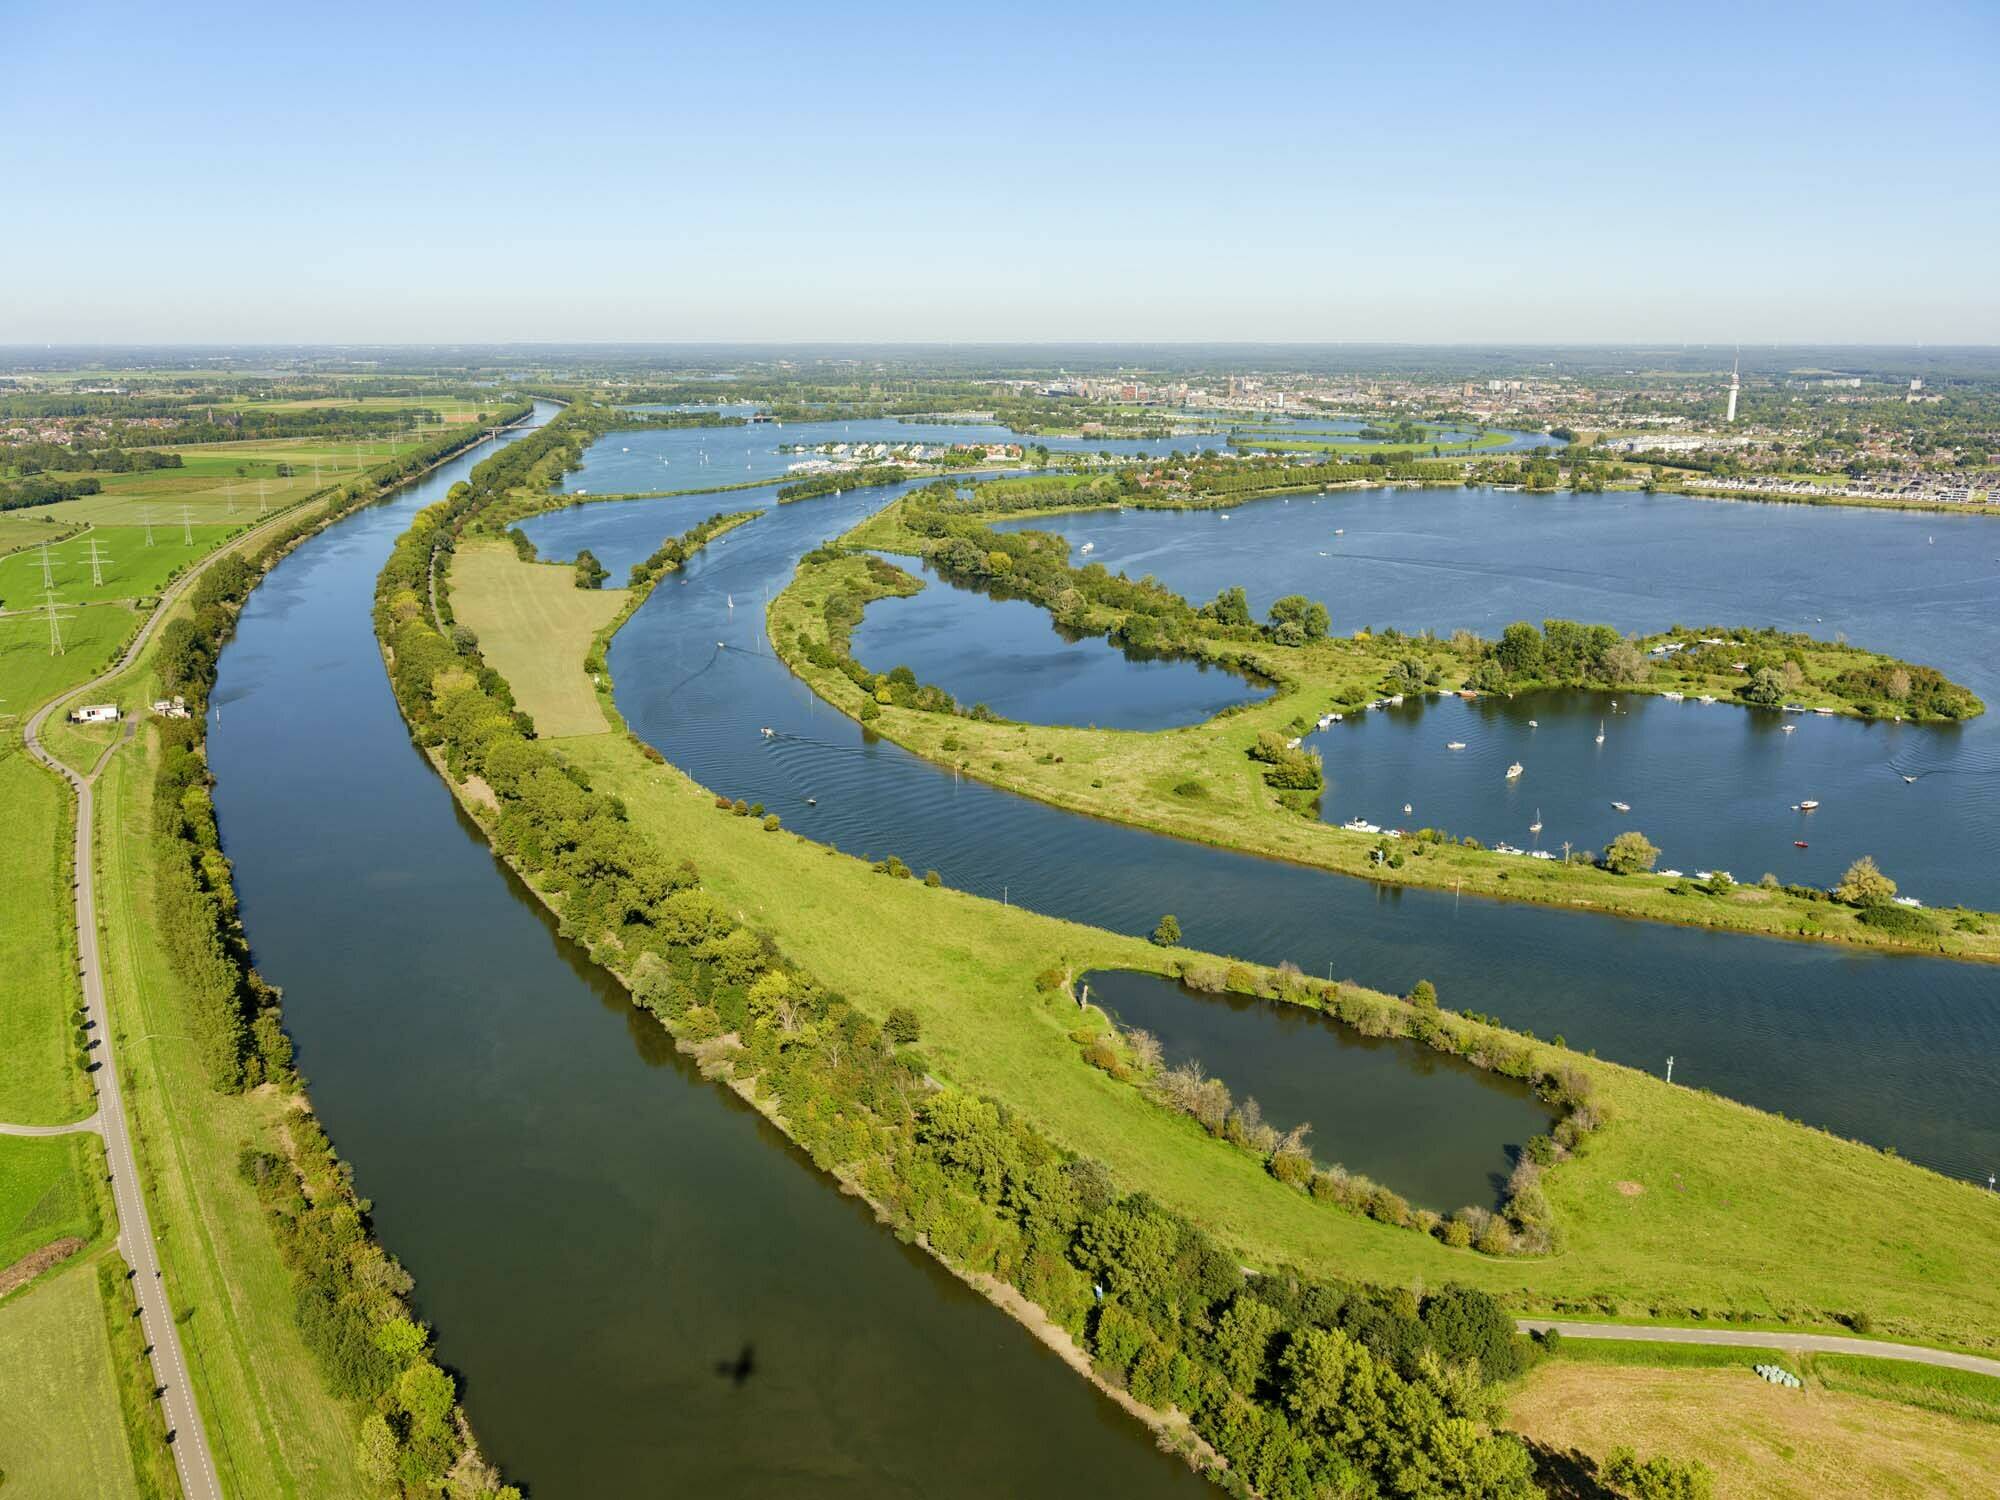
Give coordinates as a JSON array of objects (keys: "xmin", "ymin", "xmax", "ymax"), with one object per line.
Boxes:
[
  {"xmin": 368, "ymin": 404, "xmax": 1998, "ymax": 1497},
  {"xmin": 760, "ymin": 486, "xmax": 1999, "ymax": 964}
]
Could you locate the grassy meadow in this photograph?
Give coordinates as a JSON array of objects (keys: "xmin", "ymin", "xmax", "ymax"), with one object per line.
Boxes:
[
  {"xmin": 0, "ymin": 524, "xmax": 236, "ymax": 607},
  {"xmin": 0, "ymin": 1264, "xmax": 142, "ymax": 1499},
  {"xmin": 460, "ymin": 539, "xmax": 2000, "ymax": 1352},
  {"xmin": 0, "ymin": 750, "xmax": 89, "ymax": 1124},
  {"xmin": 451, "ymin": 540, "xmax": 629, "ymax": 737},
  {"xmin": 0, "ymin": 1133, "xmax": 100, "ymax": 1272},
  {"xmin": 1506, "ymin": 1361, "xmax": 2000, "ymax": 1498}
]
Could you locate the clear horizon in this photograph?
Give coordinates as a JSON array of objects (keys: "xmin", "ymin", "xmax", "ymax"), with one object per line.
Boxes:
[{"xmin": 7, "ymin": 0, "xmax": 1996, "ymax": 345}]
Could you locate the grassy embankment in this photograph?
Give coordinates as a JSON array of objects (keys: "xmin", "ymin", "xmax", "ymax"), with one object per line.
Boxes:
[
  {"xmin": 1506, "ymin": 1356, "xmax": 2000, "ymax": 1497},
  {"xmin": 447, "ymin": 536, "xmax": 2000, "ymax": 1354},
  {"xmin": 757, "ymin": 500, "xmax": 2000, "ymax": 964}
]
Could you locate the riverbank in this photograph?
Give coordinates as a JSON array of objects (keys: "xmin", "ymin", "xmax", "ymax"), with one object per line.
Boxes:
[
  {"xmin": 415, "ymin": 446, "xmax": 2000, "ymax": 1361},
  {"xmin": 760, "ymin": 500, "xmax": 2000, "ymax": 965}
]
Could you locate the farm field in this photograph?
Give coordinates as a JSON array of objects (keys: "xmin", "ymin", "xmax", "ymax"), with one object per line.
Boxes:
[
  {"xmin": 0, "ymin": 1133, "xmax": 100, "ymax": 1272},
  {"xmin": 0, "ymin": 1264, "xmax": 140, "ymax": 1500},
  {"xmin": 1507, "ymin": 1360, "xmax": 2000, "ymax": 1498},
  {"xmin": 0, "ymin": 750, "xmax": 88, "ymax": 1123},
  {"xmin": 0, "ymin": 599, "xmax": 134, "ymax": 714},
  {"xmin": 451, "ymin": 540, "xmax": 629, "ymax": 738},
  {"xmin": 0, "ymin": 524, "xmax": 235, "ymax": 605}
]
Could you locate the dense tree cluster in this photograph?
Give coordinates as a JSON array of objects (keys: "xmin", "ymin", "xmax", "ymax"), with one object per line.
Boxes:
[
  {"xmin": 0, "ymin": 472, "xmax": 103, "ymax": 510},
  {"xmin": 775, "ymin": 465, "xmax": 910, "ymax": 503},
  {"xmin": 624, "ymin": 511, "xmax": 751, "ymax": 588}
]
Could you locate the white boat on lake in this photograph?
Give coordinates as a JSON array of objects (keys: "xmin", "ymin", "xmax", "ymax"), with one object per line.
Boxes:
[
  {"xmin": 1506, "ymin": 762, "xmax": 1524, "ymax": 779},
  {"xmin": 1447, "ymin": 740, "xmax": 1467, "ymax": 750}
]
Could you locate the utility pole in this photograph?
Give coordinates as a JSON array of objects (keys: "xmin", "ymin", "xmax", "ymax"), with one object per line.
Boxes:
[
  {"xmin": 82, "ymin": 537, "xmax": 110, "ymax": 588},
  {"xmin": 140, "ymin": 508, "xmax": 156, "ymax": 546},
  {"xmin": 179, "ymin": 506, "xmax": 194, "ymax": 545},
  {"xmin": 41, "ymin": 588, "xmax": 74, "ymax": 656},
  {"xmin": 37, "ymin": 540, "xmax": 58, "ymax": 588},
  {"xmin": 1666, "ymin": 1054, "xmax": 1675, "ymax": 1083}
]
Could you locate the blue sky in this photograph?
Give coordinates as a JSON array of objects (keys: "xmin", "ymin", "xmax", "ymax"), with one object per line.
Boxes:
[{"xmin": 4, "ymin": 0, "xmax": 1995, "ymax": 343}]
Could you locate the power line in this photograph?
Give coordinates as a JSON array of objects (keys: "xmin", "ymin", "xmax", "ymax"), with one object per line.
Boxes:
[
  {"xmin": 41, "ymin": 587, "xmax": 75, "ymax": 656},
  {"xmin": 178, "ymin": 506, "xmax": 194, "ymax": 545},
  {"xmin": 140, "ymin": 508, "xmax": 157, "ymax": 546},
  {"xmin": 82, "ymin": 537, "xmax": 111, "ymax": 588}
]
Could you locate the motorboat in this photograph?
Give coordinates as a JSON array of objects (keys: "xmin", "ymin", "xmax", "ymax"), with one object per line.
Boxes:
[
  {"xmin": 1403, "ymin": 803, "xmax": 1414, "ymax": 815},
  {"xmin": 1447, "ymin": 741, "xmax": 1467, "ymax": 750},
  {"xmin": 1794, "ymin": 840, "xmax": 1809, "ymax": 848},
  {"xmin": 1663, "ymin": 691, "xmax": 1684, "ymax": 701},
  {"xmin": 1794, "ymin": 799, "xmax": 1820, "ymax": 811},
  {"xmin": 1902, "ymin": 774, "xmax": 1917, "ymax": 783},
  {"xmin": 1506, "ymin": 762, "xmax": 1524, "ymax": 779},
  {"xmin": 1527, "ymin": 719, "xmax": 1538, "ymax": 727},
  {"xmin": 1611, "ymin": 800, "xmax": 1631, "ymax": 812}
]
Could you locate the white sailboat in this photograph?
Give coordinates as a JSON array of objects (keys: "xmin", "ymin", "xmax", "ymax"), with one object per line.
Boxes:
[
  {"xmin": 1529, "ymin": 809, "xmax": 1543, "ymax": 834},
  {"xmin": 1595, "ymin": 719, "xmax": 1605, "ymax": 744}
]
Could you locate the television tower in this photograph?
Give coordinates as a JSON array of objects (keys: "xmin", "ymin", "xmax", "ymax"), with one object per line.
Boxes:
[{"xmin": 1725, "ymin": 350, "xmax": 1741, "ymax": 424}]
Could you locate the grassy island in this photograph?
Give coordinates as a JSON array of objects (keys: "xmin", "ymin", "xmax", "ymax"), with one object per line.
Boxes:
[
  {"xmin": 760, "ymin": 486, "xmax": 1998, "ymax": 964},
  {"xmin": 365, "ymin": 405, "xmax": 2000, "ymax": 1497}
]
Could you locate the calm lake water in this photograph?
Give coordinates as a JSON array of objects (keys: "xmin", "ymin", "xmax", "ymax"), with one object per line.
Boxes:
[
  {"xmin": 209, "ymin": 411, "xmax": 1210, "ymax": 1498},
  {"xmin": 997, "ymin": 489, "xmax": 2000, "ymax": 909},
  {"xmin": 521, "ymin": 459, "xmax": 2000, "ymax": 1187},
  {"xmin": 1084, "ymin": 971, "xmax": 1554, "ymax": 1212},
  {"xmin": 850, "ymin": 555, "xmax": 1268, "ymax": 730}
]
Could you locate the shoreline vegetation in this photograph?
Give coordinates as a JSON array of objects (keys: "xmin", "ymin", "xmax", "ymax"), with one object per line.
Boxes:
[
  {"xmin": 373, "ymin": 404, "xmax": 1997, "ymax": 1490},
  {"xmin": 24, "ymin": 405, "xmax": 539, "ymax": 1497},
  {"xmin": 759, "ymin": 481, "xmax": 1999, "ymax": 964}
]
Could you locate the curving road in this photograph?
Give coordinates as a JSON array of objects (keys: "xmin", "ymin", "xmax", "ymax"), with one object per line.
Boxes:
[{"xmin": 1517, "ymin": 1319, "xmax": 2000, "ymax": 1379}]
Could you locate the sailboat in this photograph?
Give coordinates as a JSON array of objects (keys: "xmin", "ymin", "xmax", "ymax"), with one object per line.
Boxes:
[
  {"xmin": 1595, "ymin": 720, "xmax": 1606, "ymax": 744},
  {"xmin": 1529, "ymin": 809, "xmax": 1543, "ymax": 834},
  {"xmin": 726, "ymin": 593, "xmax": 734, "ymax": 610}
]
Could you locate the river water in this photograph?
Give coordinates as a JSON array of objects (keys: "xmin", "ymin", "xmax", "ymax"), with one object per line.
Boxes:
[
  {"xmin": 208, "ymin": 409, "xmax": 1211, "ymax": 1497},
  {"xmin": 520, "ymin": 457, "xmax": 2000, "ymax": 1188}
]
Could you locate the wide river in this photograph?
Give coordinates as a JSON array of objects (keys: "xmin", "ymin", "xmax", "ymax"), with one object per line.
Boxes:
[{"xmin": 209, "ymin": 410, "xmax": 1212, "ymax": 1497}]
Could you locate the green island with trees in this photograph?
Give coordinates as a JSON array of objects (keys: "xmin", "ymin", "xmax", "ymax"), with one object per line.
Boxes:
[
  {"xmin": 362, "ymin": 401, "xmax": 1998, "ymax": 1495},
  {"xmin": 758, "ymin": 480, "xmax": 1995, "ymax": 964}
]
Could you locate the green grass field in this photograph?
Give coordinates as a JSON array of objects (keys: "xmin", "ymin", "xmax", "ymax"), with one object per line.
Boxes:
[
  {"xmin": 452, "ymin": 540, "xmax": 2000, "ymax": 1353},
  {"xmin": 1541, "ymin": 1337, "xmax": 1793, "ymax": 1372},
  {"xmin": 1507, "ymin": 1361, "xmax": 2000, "ymax": 1499},
  {"xmin": 0, "ymin": 525, "xmax": 236, "ymax": 607},
  {"xmin": 0, "ymin": 750, "xmax": 88, "ymax": 1124},
  {"xmin": 32, "ymin": 432, "xmax": 437, "ymax": 526},
  {"xmin": 0, "ymin": 1264, "xmax": 142, "ymax": 1498},
  {"xmin": 0, "ymin": 511, "xmax": 86, "ymax": 557},
  {"xmin": 1813, "ymin": 1355, "xmax": 2000, "ymax": 1426},
  {"xmin": 0, "ymin": 600, "xmax": 136, "ymax": 718},
  {"xmin": 0, "ymin": 1133, "xmax": 100, "ymax": 1272},
  {"xmin": 451, "ymin": 541, "xmax": 629, "ymax": 738}
]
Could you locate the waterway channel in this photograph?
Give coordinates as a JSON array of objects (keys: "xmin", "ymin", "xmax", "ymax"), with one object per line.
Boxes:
[{"xmin": 208, "ymin": 408, "xmax": 1213, "ymax": 1496}]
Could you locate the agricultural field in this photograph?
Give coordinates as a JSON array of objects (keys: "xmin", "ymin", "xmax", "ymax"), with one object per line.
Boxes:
[
  {"xmin": 0, "ymin": 523, "xmax": 236, "ymax": 605},
  {"xmin": 451, "ymin": 540, "xmax": 630, "ymax": 738},
  {"xmin": 0, "ymin": 599, "xmax": 135, "ymax": 716},
  {"xmin": 30, "ymin": 434, "xmax": 418, "ymax": 526},
  {"xmin": 1507, "ymin": 1360, "xmax": 2000, "ymax": 1498},
  {"xmin": 0, "ymin": 1264, "xmax": 140, "ymax": 1499},
  {"xmin": 0, "ymin": 750, "xmax": 88, "ymax": 1124},
  {"xmin": 0, "ymin": 1133, "xmax": 99, "ymax": 1273},
  {"xmin": 0, "ymin": 510, "xmax": 85, "ymax": 556}
]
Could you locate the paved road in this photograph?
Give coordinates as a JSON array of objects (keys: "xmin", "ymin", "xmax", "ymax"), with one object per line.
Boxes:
[
  {"xmin": 0, "ymin": 1114, "xmax": 102, "ymax": 1136},
  {"xmin": 1518, "ymin": 1319, "xmax": 2000, "ymax": 1379}
]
